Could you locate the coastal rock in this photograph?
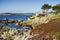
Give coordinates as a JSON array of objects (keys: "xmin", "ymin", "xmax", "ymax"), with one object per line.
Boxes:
[{"xmin": 28, "ymin": 18, "xmax": 60, "ymax": 40}]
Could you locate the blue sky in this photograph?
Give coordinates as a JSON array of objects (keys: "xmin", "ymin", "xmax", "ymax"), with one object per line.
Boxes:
[{"xmin": 0, "ymin": 0, "xmax": 60, "ymax": 13}]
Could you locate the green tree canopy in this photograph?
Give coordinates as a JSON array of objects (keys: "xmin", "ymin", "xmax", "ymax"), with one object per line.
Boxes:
[
  {"xmin": 41, "ymin": 4, "xmax": 51, "ymax": 12},
  {"xmin": 52, "ymin": 4, "xmax": 60, "ymax": 13}
]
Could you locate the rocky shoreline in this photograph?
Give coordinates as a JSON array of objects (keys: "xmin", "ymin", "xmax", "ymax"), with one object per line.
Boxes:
[{"xmin": 0, "ymin": 13, "xmax": 60, "ymax": 40}]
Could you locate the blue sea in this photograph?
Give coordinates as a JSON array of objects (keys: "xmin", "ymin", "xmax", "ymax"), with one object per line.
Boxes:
[
  {"xmin": 0, "ymin": 13, "xmax": 35, "ymax": 29},
  {"xmin": 0, "ymin": 13, "xmax": 35, "ymax": 20}
]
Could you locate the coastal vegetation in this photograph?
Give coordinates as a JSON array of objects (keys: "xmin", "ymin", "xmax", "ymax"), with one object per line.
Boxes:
[
  {"xmin": 52, "ymin": 4, "xmax": 60, "ymax": 13},
  {"xmin": 41, "ymin": 4, "xmax": 51, "ymax": 13},
  {"xmin": 0, "ymin": 4, "xmax": 60, "ymax": 40}
]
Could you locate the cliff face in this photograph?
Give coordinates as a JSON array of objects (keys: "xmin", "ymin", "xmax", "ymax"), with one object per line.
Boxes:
[
  {"xmin": 31, "ymin": 18, "xmax": 60, "ymax": 34},
  {"xmin": 27, "ymin": 13, "xmax": 60, "ymax": 40},
  {"xmin": 27, "ymin": 18, "xmax": 60, "ymax": 40}
]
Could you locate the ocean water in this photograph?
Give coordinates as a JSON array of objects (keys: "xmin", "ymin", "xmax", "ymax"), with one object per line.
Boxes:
[
  {"xmin": 0, "ymin": 13, "xmax": 34, "ymax": 29},
  {"xmin": 0, "ymin": 13, "xmax": 35, "ymax": 20}
]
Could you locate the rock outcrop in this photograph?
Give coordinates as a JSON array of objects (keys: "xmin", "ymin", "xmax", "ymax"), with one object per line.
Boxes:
[{"xmin": 27, "ymin": 13, "xmax": 60, "ymax": 40}]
